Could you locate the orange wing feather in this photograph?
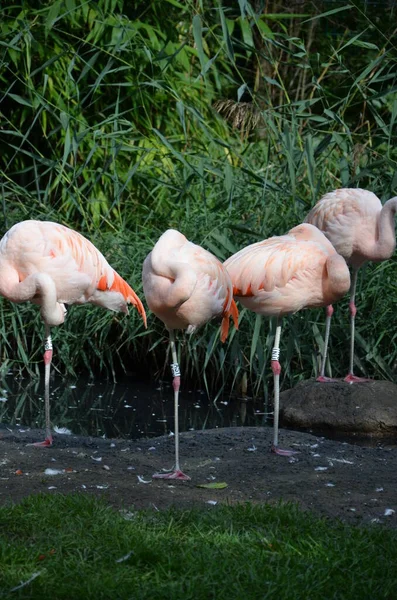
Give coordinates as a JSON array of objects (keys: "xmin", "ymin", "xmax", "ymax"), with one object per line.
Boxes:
[
  {"xmin": 54, "ymin": 224, "xmax": 146, "ymax": 325},
  {"xmin": 220, "ymin": 296, "xmax": 239, "ymax": 343},
  {"xmin": 97, "ymin": 270, "xmax": 147, "ymax": 327}
]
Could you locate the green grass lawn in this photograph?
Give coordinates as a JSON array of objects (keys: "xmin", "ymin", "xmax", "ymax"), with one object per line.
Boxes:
[{"xmin": 0, "ymin": 494, "xmax": 396, "ymax": 599}]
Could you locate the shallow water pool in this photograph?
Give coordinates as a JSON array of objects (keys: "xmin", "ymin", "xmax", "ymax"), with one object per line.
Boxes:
[{"xmin": 0, "ymin": 375, "xmax": 267, "ymax": 440}]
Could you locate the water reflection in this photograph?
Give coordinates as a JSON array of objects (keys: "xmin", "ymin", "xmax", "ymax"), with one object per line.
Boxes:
[
  {"xmin": 0, "ymin": 375, "xmax": 268, "ymax": 440},
  {"xmin": 2, "ymin": 377, "xmax": 395, "ymax": 448}
]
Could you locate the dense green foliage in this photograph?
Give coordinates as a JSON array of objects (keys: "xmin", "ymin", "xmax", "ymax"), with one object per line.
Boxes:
[
  {"xmin": 1, "ymin": 494, "xmax": 397, "ymax": 599},
  {"xmin": 1, "ymin": 1, "xmax": 397, "ymax": 402}
]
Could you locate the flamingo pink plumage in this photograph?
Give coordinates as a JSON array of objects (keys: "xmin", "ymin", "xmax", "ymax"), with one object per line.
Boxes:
[
  {"xmin": 142, "ymin": 228, "xmax": 239, "ymax": 480},
  {"xmin": 305, "ymin": 188, "xmax": 397, "ymax": 382},
  {"xmin": 224, "ymin": 223, "xmax": 350, "ymax": 455},
  {"xmin": 0, "ymin": 220, "xmax": 147, "ymax": 446}
]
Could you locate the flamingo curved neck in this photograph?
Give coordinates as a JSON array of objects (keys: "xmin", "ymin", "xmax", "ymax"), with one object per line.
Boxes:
[
  {"xmin": 150, "ymin": 252, "xmax": 197, "ymax": 308},
  {"xmin": 375, "ymin": 197, "xmax": 397, "ymax": 260},
  {"xmin": 324, "ymin": 254, "xmax": 351, "ymax": 304}
]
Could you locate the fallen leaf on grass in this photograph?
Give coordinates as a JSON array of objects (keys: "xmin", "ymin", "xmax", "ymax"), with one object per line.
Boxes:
[
  {"xmin": 196, "ymin": 482, "xmax": 228, "ymax": 489},
  {"xmin": 38, "ymin": 550, "xmax": 55, "ymax": 561}
]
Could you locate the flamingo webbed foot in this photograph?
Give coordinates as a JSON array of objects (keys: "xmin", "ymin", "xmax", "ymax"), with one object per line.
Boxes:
[
  {"xmin": 27, "ymin": 435, "xmax": 53, "ymax": 447},
  {"xmin": 271, "ymin": 445, "xmax": 299, "ymax": 457},
  {"xmin": 344, "ymin": 373, "xmax": 372, "ymax": 384},
  {"xmin": 316, "ymin": 375, "xmax": 339, "ymax": 383},
  {"xmin": 152, "ymin": 469, "xmax": 191, "ymax": 481}
]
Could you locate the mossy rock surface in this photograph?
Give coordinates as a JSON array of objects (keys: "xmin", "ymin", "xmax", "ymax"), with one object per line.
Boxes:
[{"xmin": 280, "ymin": 380, "xmax": 397, "ymax": 435}]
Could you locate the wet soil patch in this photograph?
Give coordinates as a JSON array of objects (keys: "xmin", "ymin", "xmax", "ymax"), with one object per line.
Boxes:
[{"xmin": 1, "ymin": 425, "xmax": 396, "ymax": 528}]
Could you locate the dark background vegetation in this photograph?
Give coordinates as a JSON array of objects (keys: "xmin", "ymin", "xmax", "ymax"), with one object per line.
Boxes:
[{"xmin": 1, "ymin": 0, "xmax": 397, "ymax": 402}]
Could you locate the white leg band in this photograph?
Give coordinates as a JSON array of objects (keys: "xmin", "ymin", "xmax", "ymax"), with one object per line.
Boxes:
[
  {"xmin": 271, "ymin": 347, "xmax": 280, "ymax": 361},
  {"xmin": 171, "ymin": 363, "xmax": 181, "ymax": 377}
]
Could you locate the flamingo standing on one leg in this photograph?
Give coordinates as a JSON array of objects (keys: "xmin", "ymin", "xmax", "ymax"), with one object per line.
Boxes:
[
  {"xmin": 142, "ymin": 229, "xmax": 238, "ymax": 480},
  {"xmin": 224, "ymin": 223, "xmax": 350, "ymax": 456},
  {"xmin": 0, "ymin": 220, "xmax": 147, "ymax": 446},
  {"xmin": 305, "ymin": 188, "xmax": 397, "ymax": 383}
]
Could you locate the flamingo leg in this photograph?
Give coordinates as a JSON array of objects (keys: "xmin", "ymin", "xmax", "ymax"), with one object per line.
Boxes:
[
  {"xmin": 152, "ymin": 330, "xmax": 190, "ymax": 480},
  {"xmin": 344, "ymin": 268, "xmax": 371, "ymax": 383},
  {"xmin": 29, "ymin": 325, "xmax": 53, "ymax": 447},
  {"xmin": 271, "ymin": 320, "xmax": 298, "ymax": 457},
  {"xmin": 316, "ymin": 305, "xmax": 339, "ymax": 382}
]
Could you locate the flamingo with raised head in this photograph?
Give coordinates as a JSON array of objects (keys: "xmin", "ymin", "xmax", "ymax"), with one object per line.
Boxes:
[
  {"xmin": 142, "ymin": 229, "xmax": 239, "ymax": 480},
  {"xmin": 224, "ymin": 223, "xmax": 350, "ymax": 456},
  {"xmin": 0, "ymin": 220, "xmax": 147, "ymax": 446},
  {"xmin": 305, "ymin": 188, "xmax": 397, "ymax": 382}
]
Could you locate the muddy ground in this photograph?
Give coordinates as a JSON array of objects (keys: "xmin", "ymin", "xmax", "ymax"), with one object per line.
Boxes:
[{"xmin": 1, "ymin": 424, "xmax": 396, "ymax": 527}]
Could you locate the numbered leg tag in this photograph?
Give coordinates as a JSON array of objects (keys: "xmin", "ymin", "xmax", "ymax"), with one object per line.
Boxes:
[
  {"xmin": 44, "ymin": 337, "xmax": 53, "ymax": 352},
  {"xmin": 271, "ymin": 347, "xmax": 280, "ymax": 361},
  {"xmin": 171, "ymin": 363, "xmax": 181, "ymax": 377}
]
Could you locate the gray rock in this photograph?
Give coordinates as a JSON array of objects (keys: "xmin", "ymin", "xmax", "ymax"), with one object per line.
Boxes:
[{"xmin": 279, "ymin": 379, "xmax": 397, "ymax": 435}]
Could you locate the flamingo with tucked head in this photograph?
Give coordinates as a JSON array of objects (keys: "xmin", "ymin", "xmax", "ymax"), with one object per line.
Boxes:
[{"xmin": 142, "ymin": 229, "xmax": 238, "ymax": 480}]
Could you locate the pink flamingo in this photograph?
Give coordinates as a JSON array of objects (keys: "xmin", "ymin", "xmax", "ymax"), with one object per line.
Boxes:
[
  {"xmin": 224, "ymin": 223, "xmax": 350, "ymax": 455},
  {"xmin": 305, "ymin": 188, "xmax": 397, "ymax": 383},
  {"xmin": 142, "ymin": 229, "xmax": 239, "ymax": 480},
  {"xmin": 0, "ymin": 220, "xmax": 147, "ymax": 446}
]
